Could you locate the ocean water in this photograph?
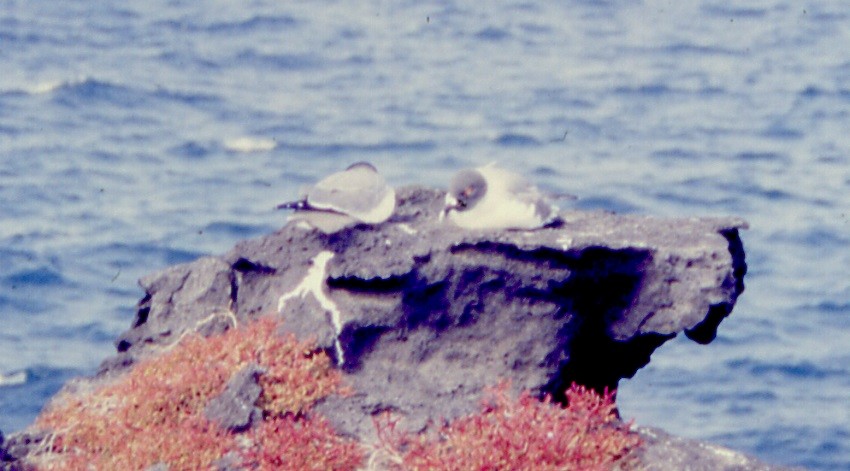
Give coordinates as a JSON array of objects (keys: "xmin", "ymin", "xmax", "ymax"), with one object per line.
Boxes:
[{"xmin": 1, "ymin": 1, "xmax": 848, "ymax": 469}]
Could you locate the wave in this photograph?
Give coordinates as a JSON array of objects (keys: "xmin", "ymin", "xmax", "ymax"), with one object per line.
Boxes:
[
  {"xmin": 1, "ymin": 77, "xmax": 222, "ymax": 114},
  {"xmin": 277, "ymin": 140, "xmax": 436, "ymax": 155},
  {"xmin": 155, "ymin": 14, "xmax": 299, "ymax": 35},
  {"xmin": 0, "ymin": 370, "xmax": 28, "ymax": 387},
  {"xmin": 204, "ymin": 14, "xmax": 299, "ymax": 34},
  {"xmin": 0, "ymin": 365, "xmax": 85, "ymax": 434},
  {"xmin": 727, "ymin": 358, "xmax": 846, "ymax": 380},
  {"xmin": 224, "ymin": 136, "xmax": 277, "ymax": 153},
  {"xmin": 4, "ymin": 267, "xmax": 65, "ymax": 287},
  {"xmin": 494, "ymin": 132, "xmax": 540, "ymax": 146},
  {"xmin": 1, "ymin": 76, "xmax": 89, "ymax": 96}
]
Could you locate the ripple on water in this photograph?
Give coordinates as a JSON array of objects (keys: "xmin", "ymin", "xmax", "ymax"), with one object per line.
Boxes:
[
  {"xmin": 4, "ymin": 267, "xmax": 65, "ymax": 287},
  {"xmin": 726, "ymin": 358, "xmax": 847, "ymax": 381},
  {"xmin": 1, "ymin": 1, "xmax": 849, "ymax": 467},
  {"xmin": 0, "ymin": 366, "xmax": 82, "ymax": 433}
]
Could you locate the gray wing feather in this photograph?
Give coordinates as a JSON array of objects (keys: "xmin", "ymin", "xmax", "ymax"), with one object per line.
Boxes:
[{"xmin": 307, "ymin": 165, "xmax": 389, "ymax": 217}]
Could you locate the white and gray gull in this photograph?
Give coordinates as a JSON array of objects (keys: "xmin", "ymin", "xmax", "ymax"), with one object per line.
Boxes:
[
  {"xmin": 441, "ymin": 164, "xmax": 561, "ymax": 230},
  {"xmin": 277, "ymin": 162, "xmax": 396, "ymax": 233}
]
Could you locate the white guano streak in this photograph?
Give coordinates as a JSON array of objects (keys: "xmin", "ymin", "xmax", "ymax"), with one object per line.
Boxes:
[{"xmin": 277, "ymin": 251, "xmax": 345, "ymax": 365}]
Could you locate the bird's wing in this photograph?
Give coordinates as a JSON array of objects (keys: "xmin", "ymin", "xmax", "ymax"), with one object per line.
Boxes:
[{"xmin": 308, "ymin": 165, "xmax": 394, "ymax": 221}]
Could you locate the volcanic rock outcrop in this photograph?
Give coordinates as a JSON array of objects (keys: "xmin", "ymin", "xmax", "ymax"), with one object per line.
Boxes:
[{"xmin": 109, "ymin": 186, "xmax": 747, "ymax": 440}]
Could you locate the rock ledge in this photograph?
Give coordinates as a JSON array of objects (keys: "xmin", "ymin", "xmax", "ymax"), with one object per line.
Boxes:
[
  {"xmin": 112, "ymin": 186, "xmax": 747, "ymax": 440},
  {"xmin": 1, "ymin": 186, "xmax": 795, "ymax": 470}
]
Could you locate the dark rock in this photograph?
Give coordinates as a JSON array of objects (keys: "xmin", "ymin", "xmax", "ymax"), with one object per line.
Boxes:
[
  {"xmin": 0, "ymin": 430, "xmax": 11, "ymax": 470},
  {"xmin": 111, "ymin": 256, "xmax": 236, "ymax": 365},
  {"xmin": 106, "ymin": 185, "xmax": 747, "ymax": 442},
  {"xmin": 6, "ymin": 185, "xmax": 763, "ymax": 469},
  {"xmin": 628, "ymin": 427, "xmax": 805, "ymax": 471},
  {"xmin": 0, "ymin": 431, "xmax": 46, "ymax": 470},
  {"xmin": 204, "ymin": 364, "xmax": 265, "ymax": 433}
]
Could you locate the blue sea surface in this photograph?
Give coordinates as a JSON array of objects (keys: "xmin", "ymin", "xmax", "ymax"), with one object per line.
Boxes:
[{"xmin": 2, "ymin": 2, "xmax": 849, "ymax": 469}]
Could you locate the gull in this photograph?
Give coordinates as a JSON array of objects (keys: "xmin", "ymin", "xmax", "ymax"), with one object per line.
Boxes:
[
  {"xmin": 277, "ymin": 162, "xmax": 396, "ymax": 233},
  {"xmin": 441, "ymin": 165, "xmax": 563, "ymax": 230}
]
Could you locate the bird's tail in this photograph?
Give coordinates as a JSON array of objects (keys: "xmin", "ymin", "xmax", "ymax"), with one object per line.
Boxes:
[{"xmin": 275, "ymin": 199, "xmax": 310, "ymax": 210}]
